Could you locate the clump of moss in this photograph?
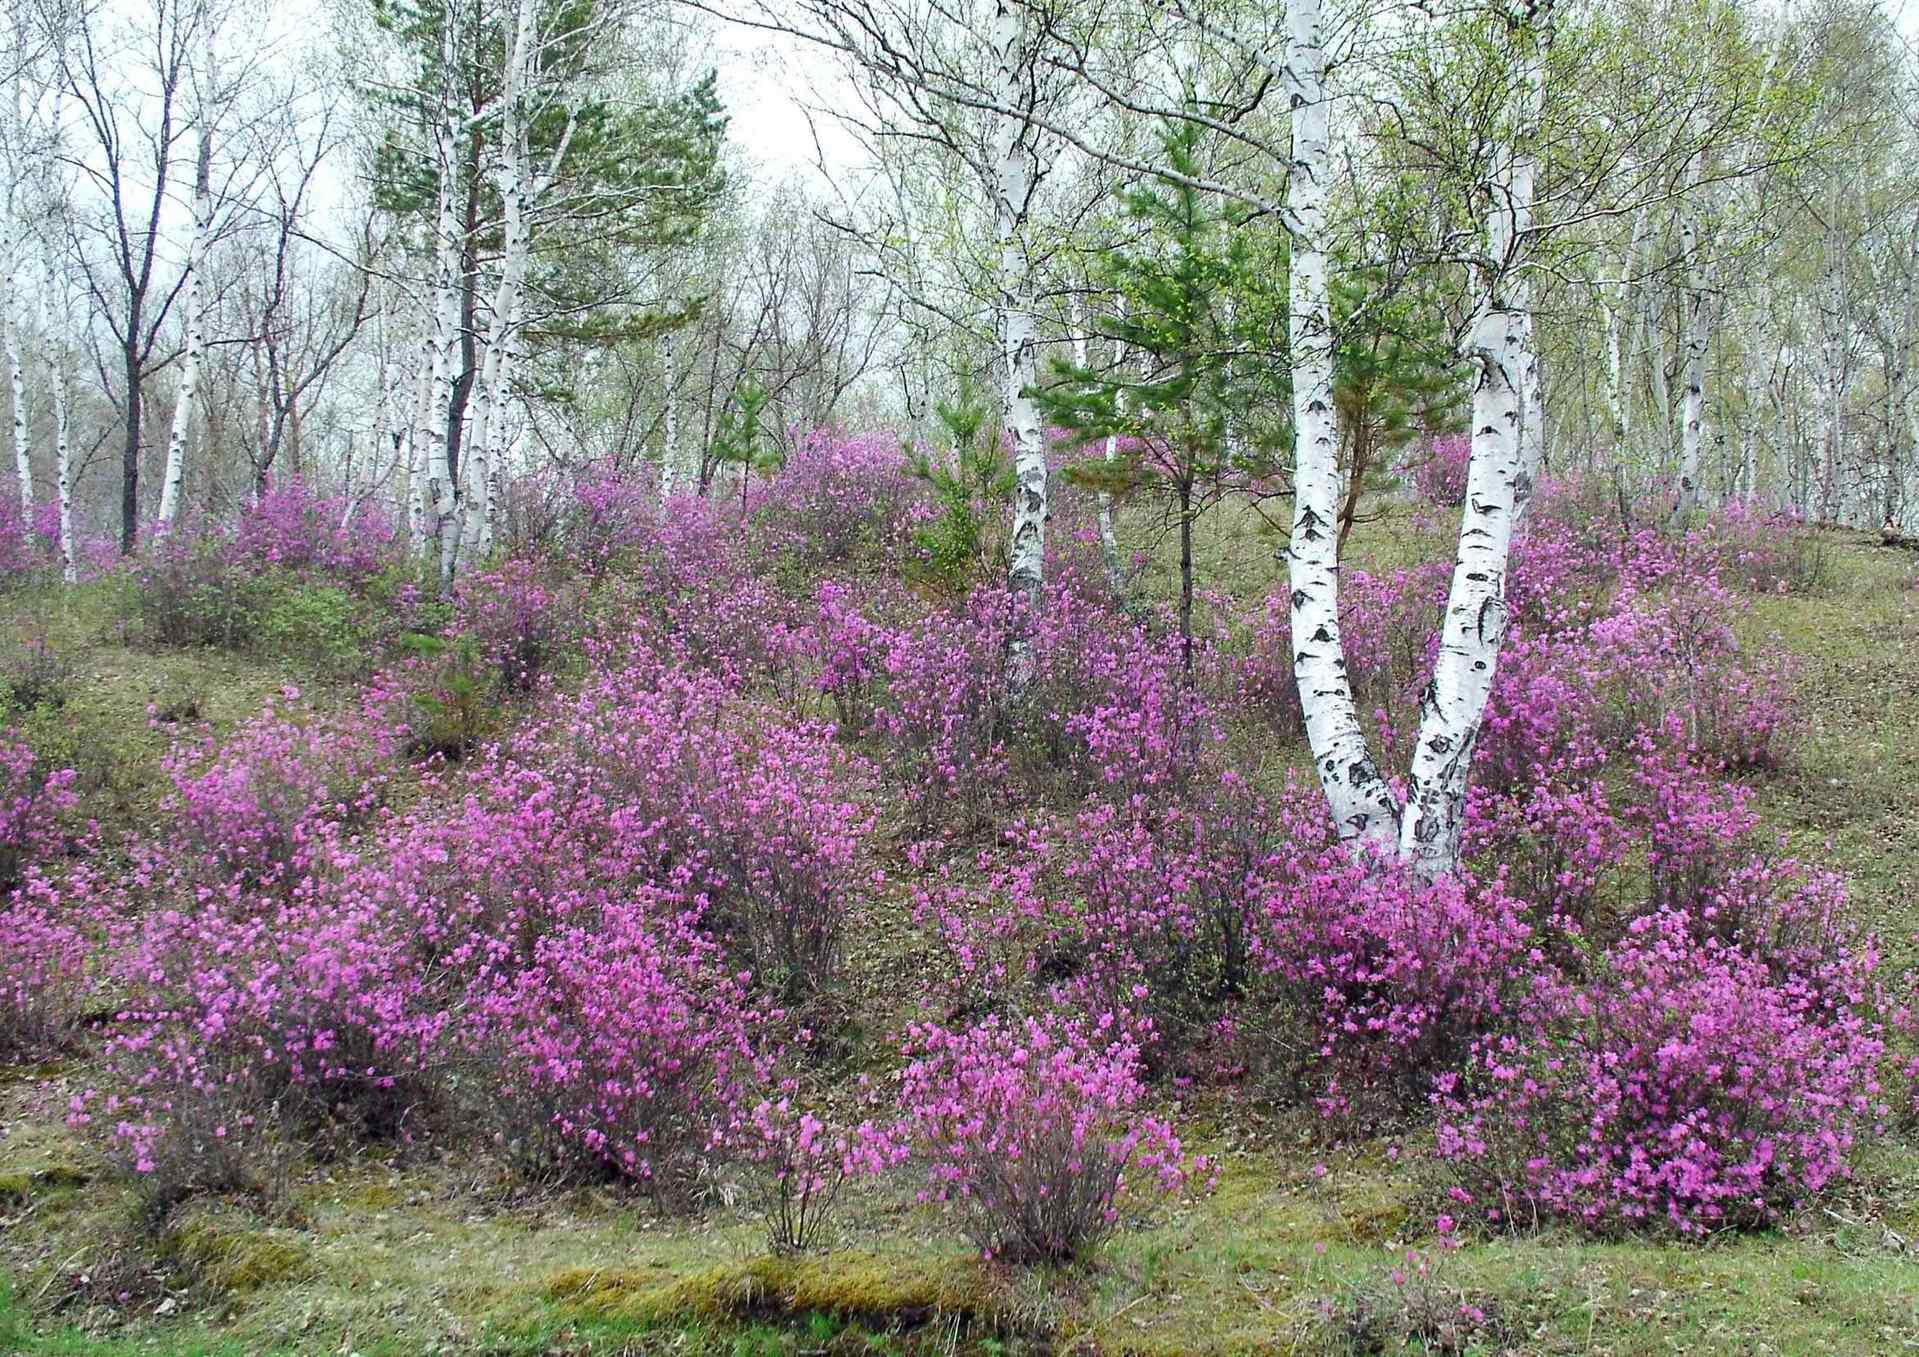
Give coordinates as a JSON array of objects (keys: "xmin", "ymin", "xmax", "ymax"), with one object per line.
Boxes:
[
  {"xmin": 0, "ymin": 1162, "xmax": 92, "ymax": 1204},
  {"xmin": 161, "ymin": 1211, "xmax": 316, "ymax": 1295},
  {"xmin": 548, "ymin": 1252, "xmax": 1007, "ymax": 1333}
]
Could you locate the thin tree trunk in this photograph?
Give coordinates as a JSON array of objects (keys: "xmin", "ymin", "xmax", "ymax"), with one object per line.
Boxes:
[
  {"xmin": 992, "ymin": 0, "xmax": 1046, "ymax": 697},
  {"xmin": 1510, "ymin": 8, "xmax": 1550, "ymax": 510},
  {"xmin": 1073, "ymin": 295, "xmax": 1122, "ymax": 593},
  {"xmin": 159, "ymin": 129, "xmax": 213, "ymax": 528},
  {"xmin": 460, "ymin": 0, "xmax": 538, "ymax": 570},
  {"xmin": 41, "ymin": 267, "xmax": 72, "ymax": 582},
  {"xmin": 659, "ymin": 329, "xmax": 682, "ymax": 503},
  {"xmin": 423, "ymin": 11, "xmax": 462, "ymax": 582},
  {"xmin": 1674, "ymin": 154, "xmax": 1709, "ymax": 524},
  {"xmin": 3, "ymin": 231, "xmax": 28, "ymax": 515},
  {"xmin": 1395, "ymin": 9, "xmax": 1549, "ymax": 879},
  {"xmin": 1283, "ymin": 0, "xmax": 1399, "ymax": 853}
]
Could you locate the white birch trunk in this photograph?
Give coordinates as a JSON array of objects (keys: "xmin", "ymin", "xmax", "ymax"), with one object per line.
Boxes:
[
  {"xmin": 1674, "ymin": 154, "xmax": 1709, "ymax": 524},
  {"xmin": 2, "ymin": 55, "xmax": 29, "ymax": 518},
  {"xmin": 1397, "ymin": 289, "xmax": 1528, "ymax": 877},
  {"xmin": 460, "ymin": 0, "xmax": 537, "ymax": 570},
  {"xmin": 2, "ymin": 238, "xmax": 27, "ymax": 514},
  {"xmin": 1510, "ymin": 9, "xmax": 1549, "ymax": 505},
  {"xmin": 424, "ymin": 13, "xmax": 462, "ymax": 582},
  {"xmin": 1394, "ymin": 11, "xmax": 1547, "ymax": 879},
  {"xmin": 659, "ymin": 329, "xmax": 681, "ymax": 503},
  {"xmin": 991, "ymin": 0, "xmax": 1046, "ymax": 696},
  {"xmin": 1283, "ymin": 0, "xmax": 1399, "ymax": 853},
  {"xmin": 406, "ymin": 348, "xmax": 432, "ymax": 553},
  {"xmin": 41, "ymin": 268, "xmax": 72, "ymax": 582},
  {"xmin": 158, "ymin": 130, "xmax": 213, "ymax": 528}
]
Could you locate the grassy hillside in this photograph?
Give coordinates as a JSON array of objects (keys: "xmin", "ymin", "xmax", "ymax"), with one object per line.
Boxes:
[{"xmin": 1, "ymin": 511, "xmax": 1915, "ymax": 1357}]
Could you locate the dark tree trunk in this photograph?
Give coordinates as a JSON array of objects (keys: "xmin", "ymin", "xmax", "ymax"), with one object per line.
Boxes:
[{"xmin": 121, "ymin": 348, "xmax": 142, "ymax": 553}]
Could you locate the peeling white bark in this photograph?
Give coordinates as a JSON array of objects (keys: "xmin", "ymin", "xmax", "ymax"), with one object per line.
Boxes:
[
  {"xmin": 1283, "ymin": 0, "xmax": 1399, "ymax": 854},
  {"xmin": 424, "ymin": 10, "xmax": 462, "ymax": 583},
  {"xmin": 992, "ymin": 0, "xmax": 1046, "ymax": 696},
  {"xmin": 41, "ymin": 266, "xmax": 72, "ymax": 581},
  {"xmin": 1394, "ymin": 7, "xmax": 1551, "ymax": 878},
  {"xmin": 1674, "ymin": 153, "xmax": 1708, "ymax": 523},
  {"xmin": 158, "ymin": 129, "xmax": 213, "ymax": 528},
  {"xmin": 659, "ymin": 329, "xmax": 681, "ymax": 503}
]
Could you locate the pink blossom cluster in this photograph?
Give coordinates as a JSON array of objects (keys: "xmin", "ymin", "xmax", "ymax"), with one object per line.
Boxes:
[
  {"xmin": 226, "ymin": 479, "xmax": 399, "ymax": 582},
  {"xmin": 1434, "ymin": 905, "xmax": 1882, "ymax": 1236},
  {"xmin": 0, "ymin": 879, "xmax": 89, "ymax": 1060},
  {"xmin": 0, "ymin": 730, "xmax": 79, "ymax": 889},
  {"xmin": 894, "ymin": 1012, "xmax": 1193, "ymax": 1261},
  {"xmin": 745, "ymin": 430, "xmax": 932, "ymax": 567},
  {"xmin": 728, "ymin": 1084, "xmax": 903, "ymax": 1253}
]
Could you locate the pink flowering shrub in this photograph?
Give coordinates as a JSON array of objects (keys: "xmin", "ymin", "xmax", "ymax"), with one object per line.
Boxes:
[
  {"xmin": 0, "ymin": 883, "xmax": 89, "ymax": 1061},
  {"xmin": 229, "ymin": 479, "xmax": 399, "ymax": 583},
  {"xmin": 1248, "ymin": 833, "xmax": 1538, "ymax": 1124},
  {"xmin": 93, "ymin": 863, "xmax": 445, "ymax": 1195},
  {"xmin": 615, "ymin": 499, "xmax": 809, "ymax": 691},
  {"xmin": 896, "ymin": 1013, "xmax": 1192, "ymax": 1261},
  {"xmin": 451, "ymin": 558, "xmax": 583, "ymax": 694},
  {"xmin": 1434, "ymin": 907, "xmax": 1881, "ymax": 1237},
  {"xmin": 732, "ymin": 1088, "xmax": 902, "ymax": 1253},
  {"xmin": 0, "ymin": 494, "xmax": 42, "ymax": 584},
  {"xmin": 0, "ymin": 731, "xmax": 79, "ymax": 890},
  {"xmin": 1411, "ymin": 433, "xmax": 1471, "ymax": 507},
  {"xmin": 1689, "ymin": 499, "xmax": 1833, "ymax": 595},
  {"xmin": 873, "ymin": 591, "xmax": 1010, "ymax": 832},
  {"xmin": 160, "ymin": 689, "xmax": 394, "ymax": 888},
  {"xmin": 815, "ymin": 579, "xmax": 894, "ymax": 735},
  {"xmin": 748, "ymin": 430, "xmax": 930, "ymax": 567},
  {"xmin": 463, "ymin": 898, "xmax": 765, "ymax": 1199}
]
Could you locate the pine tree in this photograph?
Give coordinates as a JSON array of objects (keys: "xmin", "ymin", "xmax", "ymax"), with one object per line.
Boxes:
[{"xmin": 1033, "ymin": 119, "xmax": 1288, "ymax": 680}]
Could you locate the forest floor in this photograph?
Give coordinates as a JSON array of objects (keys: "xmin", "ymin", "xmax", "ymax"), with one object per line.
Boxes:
[{"xmin": 2, "ymin": 518, "xmax": 1917, "ymax": 1356}]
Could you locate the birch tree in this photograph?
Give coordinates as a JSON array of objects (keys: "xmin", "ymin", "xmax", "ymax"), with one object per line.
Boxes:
[
  {"xmin": 989, "ymin": 0, "xmax": 1047, "ymax": 693},
  {"xmin": 156, "ymin": 128, "xmax": 212, "ymax": 526}
]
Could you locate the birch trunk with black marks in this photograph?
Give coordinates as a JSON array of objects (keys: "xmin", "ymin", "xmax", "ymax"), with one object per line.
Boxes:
[
  {"xmin": 1394, "ymin": 8, "xmax": 1546, "ymax": 879},
  {"xmin": 659, "ymin": 329, "xmax": 682, "ymax": 503},
  {"xmin": 406, "ymin": 348, "xmax": 431, "ymax": 553},
  {"xmin": 1510, "ymin": 5, "xmax": 1550, "ymax": 505},
  {"xmin": 1283, "ymin": 0, "xmax": 1399, "ymax": 854},
  {"xmin": 41, "ymin": 267, "xmax": 72, "ymax": 581},
  {"xmin": 2, "ymin": 268, "xmax": 26, "ymax": 515},
  {"xmin": 423, "ymin": 11, "xmax": 463, "ymax": 582},
  {"xmin": 460, "ymin": 0, "xmax": 538, "ymax": 569},
  {"xmin": 158, "ymin": 129, "xmax": 213, "ymax": 527},
  {"xmin": 1674, "ymin": 154, "xmax": 1708, "ymax": 524},
  {"xmin": 992, "ymin": 0, "xmax": 1046, "ymax": 698}
]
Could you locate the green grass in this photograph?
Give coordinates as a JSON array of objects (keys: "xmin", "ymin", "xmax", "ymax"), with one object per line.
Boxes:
[{"xmin": 2, "ymin": 517, "xmax": 1916, "ymax": 1354}]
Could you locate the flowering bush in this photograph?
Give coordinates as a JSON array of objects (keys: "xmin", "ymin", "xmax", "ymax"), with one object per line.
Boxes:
[
  {"xmin": 160, "ymin": 688, "xmax": 393, "ymax": 888},
  {"xmin": 872, "ymin": 591, "xmax": 1009, "ymax": 832},
  {"xmin": 896, "ymin": 1013, "xmax": 1191, "ymax": 1261},
  {"xmin": 1434, "ymin": 908, "xmax": 1882, "ymax": 1236},
  {"xmin": 464, "ymin": 899, "xmax": 766, "ymax": 1200},
  {"xmin": 451, "ymin": 558, "xmax": 582, "ymax": 694},
  {"xmin": 0, "ymin": 731, "xmax": 79, "ymax": 890},
  {"xmin": 815, "ymin": 580, "xmax": 893, "ymax": 735},
  {"xmin": 732, "ymin": 1088, "xmax": 901, "ymax": 1253},
  {"xmin": 1250, "ymin": 837, "xmax": 1538, "ymax": 1124},
  {"xmin": 749, "ymin": 430, "xmax": 930, "ymax": 567},
  {"xmin": 229, "ymin": 479, "xmax": 399, "ymax": 584},
  {"xmin": 0, "ymin": 885, "xmax": 89, "ymax": 1061},
  {"xmin": 1410, "ymin": 433, "xmax": 1470, "ymax": 507}
]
